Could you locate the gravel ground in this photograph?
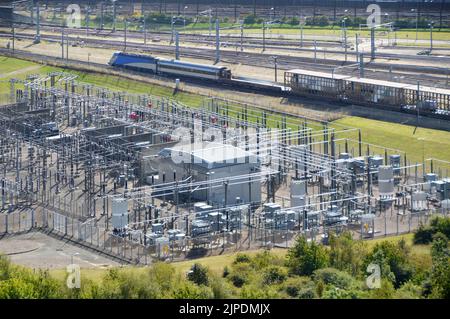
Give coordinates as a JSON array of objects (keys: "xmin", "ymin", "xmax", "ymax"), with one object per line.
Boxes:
[{"xmin": 0, "ymin": 231, "xmax": 119, "ymax": 269}]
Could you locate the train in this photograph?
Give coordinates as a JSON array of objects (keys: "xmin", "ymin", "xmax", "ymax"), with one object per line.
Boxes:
[
  {"xmin": 284, "ymin": 69, "xmax": 450, "ymax": 117},
  {"xmin": 108, "ymin": 51, "xmax": 232, "ymax": 81},
  {"xmin": 108, "ymin": 52, "xmax": 450, "ymax": 119}
]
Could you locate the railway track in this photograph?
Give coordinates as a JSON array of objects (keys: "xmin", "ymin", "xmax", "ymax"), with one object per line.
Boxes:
[
  {"xmin": 2, "ymin": 48, "xmax": 449, "ymax": 124},
  {"xmin": 2, "ymin": 31, "xmax": 449, "ymax": 89}
]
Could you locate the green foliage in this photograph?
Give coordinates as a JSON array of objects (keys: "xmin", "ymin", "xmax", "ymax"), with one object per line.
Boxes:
[
  {"xmin": 233, "ymin": 253, "xmax": 251, "ymax": 264},
  {"xmin": 282, "ymin": 277, "xmax": 315, "ymax": 298},
  {"xmin": 262, "ymin": 266, "xmax": 287, "ymax": 285},
  {"xmin": 414, "ymin": 216, "xmax": 450, "ymax": 244},
  {"xmin": 393, "ymin": 281, "xmax": 423, "ymax": 299},
  {"xmin": 222, "ymin": 266, "xmax": 230, "ymax": 278},
  {"xmin": 288, "ymin": 17, "xmax": 300, "ymax": 26},
  {"xmin": 286, "ymin": 236, "xmax": 329, "ymax": 276},
  {"xmin": 229, "ymin": 273, "xmax": 247, "ymax": 288},
  {"xmin": 429, "ymin": 233, "xmax": 450, "ymax": 298},
  {"xmin": 414, "ymin": 224, "xmax": 434, "ymax": 244},
  {"xmin": 363, "ymin": 239, "xmax": 413, "ymax": 288},
  {"xmin": 321, "ymin": 286, "xmax": 362, "ymax": 299},
  {"xmin": 313, "ymin": 268, "xmax": 355, "ymax": 290},
  {"xmin": 187, "ymin": 263, "xmax": 209, "ymax": 286},
  {"xmin": 172, "ymin": 281, "xmax": 213, "ymax": 299},
  {"xmin": 328, "ymin": 231, "xmax": 367, "ymax": 277},
  {"xmin": 305, "ymin": 16, "xmax": 329, "ymax": 27},
  {"xmin": 243, "ymin": 15, "xmax": 257, "ymax": 25},
  {"xmin": 368, "ymin": 279, "xmax": 396, "ymax": 299}
]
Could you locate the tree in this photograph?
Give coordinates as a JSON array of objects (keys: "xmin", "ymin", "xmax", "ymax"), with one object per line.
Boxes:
[
  {"xmin": 286, "ymin": 236, "xmax": 329, "ymax": 276},
  {"xmin": 328, "ymin": 231, "xmax": 367, "ymax": 277},
  {"xmin": 187, "ymin": 263, "xmax": 209, "ymax": 286},
  {"xmin": 243, "ymin": 14, "xmax": 256, "ymax": 25},
  {"xmin": 363, "ymin": 240, "xmax": 413, "ymax": 288},
  {"xmin": 429, "ymin": 233, "xmax": 450, "ymax": 298}
]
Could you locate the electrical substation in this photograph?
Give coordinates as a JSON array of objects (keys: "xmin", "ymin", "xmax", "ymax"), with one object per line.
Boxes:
[{"xmin": 0, "ymin": 71, "xmax": 449, "ymax": 264}]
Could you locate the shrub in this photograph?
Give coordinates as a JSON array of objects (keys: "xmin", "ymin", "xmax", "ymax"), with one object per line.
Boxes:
[
  {"xmin": 229, "ymin": 273, "xmax": 246, "ymax": 288},
  {"xmin": 187, "ymin": 263, "xmax": 209, "ymax": 286},
  {"xmin": 328, "ymin": 231, "xmax": 367, "ymax": 276},
  {"xmin": 313, "ymin": 268, "xmax": 354, "ymax": 290},
  {"xmin": 233, "ymin": 253, "xmax": 251, "ymax": 264},
  {"xmin": 262, "ymin": 266, "xmax": 287, "ymax": 285},
  {"xmin": 414, "ymin": 224, "xmax": 435, "ymax": 244},
  {"xmin": 363, "ymin": 240, "xmax": 413, "ymax": 288},
  {"xmin": 286, "ymin": 236, "xmax": 329, "ymax": 276},
  {"xmin": 283, "ymin": 277, "xmax": 315, "ymax": 298},
  {"xmin": 243, "ymin": 15, "xmax": 256, "ymax": 25}
]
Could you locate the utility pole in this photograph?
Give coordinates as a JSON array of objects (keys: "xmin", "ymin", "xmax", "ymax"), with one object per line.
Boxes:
[
  {"xmin": 170, "ymin": 16, "xmax": 175, "ymax": 44},
  {"xmin": 144, "ymin": 17, "xmax": 148, "ymax": 45},
  {"xmin": 215, "ymin": 19, "xmax": 220, "ymax": 64},
  {"xmin": 61, "ymin": 27, "xmax": 64, "ymax": 59},
  {"xmin": 124, "ymin": 19, "xmax": 128, "ymax": 51},
  {"xmin": 208, "ymin": 9, "xmax": 212, "ymax": 37},
  {"xmin": 355, "ymin": 33, "xmax": 359, "ymax": 62},
  {"xmin": 12, "ymin": 24, "xmax": 15, "ymax": 52},
  {"xmin": 262, "ymin": 21, "xmax": 266, "ymax": 52},
  {"xmin": 240, "ymin": 24, "xmax": 243, "ymax": 52},
  {"xmin": 100, "ymin": 2, "xmax": 104, "ymax": 30},
  {"xmin": 34, "ymin": 1, "xmax": 40, "ymax": 44},
  {"xmin": 359, "ymin": 53, "xmax": 364, "ymax": 78},
  {"xmin": 272, "ymin": 56, "xmax": 278, "ymax": 82},
  {"xmin": 429, "ymin": 21, "xmax": 434, "ymax": 52},
  {"xmin": 112, "ymin": 0, "xmax": 117, "ymax": 32},
  {"xmin": 175, "ymin": 31, "xmax": 180, "ymax": 60},
  {"xmin": 300, "ymin": 21, "xmax": 303, "ymax": 48},
  {"xmin": 314, "ymin": 40, "xmax": 317, "ymax": 63},
  {"xmin": 370, "ymin": 27, "xmax": 375, "ymax": 61},
  {"xmin": 85, "ymin": 6, "xmax": 90, "ymax": 39},
  {"xmin": 342, "ymin": 18, "xmax": 347, "ymax": 62}
]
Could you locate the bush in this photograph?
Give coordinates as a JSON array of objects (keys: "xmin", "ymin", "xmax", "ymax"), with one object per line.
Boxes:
[
  {"xmin": 414, "ymin": 224, "xmax": 434, "ymax": 244},
  {"xmin": 229, "ymin": 273, "xmax": 247, "ymax": 288},
  {"xmin": 187, "ymin": 263, "xmax": 209, "ymax": 286},
  {"xmin": 313, "ymin": 268, "xmax": 355, "ymax": 290},
  {"xmin": 329, "ymin": 231, "xmax": 367, "ymax": 276},
  {"xmin": 363, "ymin": 240, "xmax": 413, "ymax": 288},
  {"xmin": 414, "ymin": 217, "xmax": 450, "ymax": 244},
  {"xmin": 222, "ymin": 266, "xmax": 230, "ymax": 278},
  {"xmin": 286, "ymin": 236, "xmax": 329, "ymax": 276},
  {"xmin": 233, "ymin": 253, "xmax": 251, "ymax": 264},
  {"xmin": 243, "ymin": 14, "xmax": 256, "ymax": 25},
  {"xmin": 289, "ymin": 17, "xmax": 300, "ymax": 26},
  {"xmin": 283, "ymin": 277, "xmax": 315, "ymax": 298},
  {"xmin": 262, "ymin": 266, "xmax": 287, "ymax": 285}
]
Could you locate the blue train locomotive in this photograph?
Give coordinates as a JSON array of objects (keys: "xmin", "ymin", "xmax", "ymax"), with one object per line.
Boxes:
[{"xmin": 108, "ymin": 52, "xmax": 232, "ymax": 81}]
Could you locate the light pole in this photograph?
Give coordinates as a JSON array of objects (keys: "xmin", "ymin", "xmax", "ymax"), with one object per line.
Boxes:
[
  {"xmin": 342, "ymin": 18, "xmax": 347, "ymax": 62},
  {"xmin": 71, "ymin": 252, "xmax": 79, "ymax": 265},
  {"xmin": 183, "ymin": 6, "xmax": 188, "ymax": 31},
  {"xmin": 112, "ymin": 0, "xmax": 117, "ymax": 32},
  {"xmin": 411, "ymin": 8, "xmax": 418, "ymax": 42},
  {"xmin": 429, "ymin": 21, "xmax": 434, "ymax": 52},
  {"xmin": 272, "ymin": 56, "xmax": 278, "ymax": 82}
]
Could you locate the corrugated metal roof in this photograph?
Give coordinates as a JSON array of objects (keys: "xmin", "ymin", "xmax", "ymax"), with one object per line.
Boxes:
[{"xmin": 167, "ymin": 142, "xmax": 259, "ymax": 169}]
